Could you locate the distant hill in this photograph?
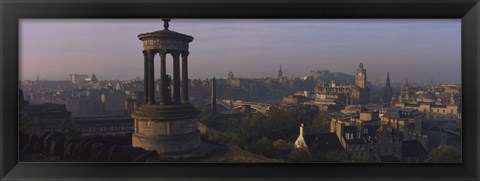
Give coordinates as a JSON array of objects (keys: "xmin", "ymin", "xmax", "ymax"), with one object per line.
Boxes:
[
  {"xmin": 306, "ymin": 69, "xmax": 377, "ymax": 90},
  {"xmin": 309, "ymin": 69, "xmax": 355, "ymax": 85}
]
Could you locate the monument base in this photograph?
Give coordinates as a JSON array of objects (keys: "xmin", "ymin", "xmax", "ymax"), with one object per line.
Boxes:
[{"xmin": 131, "ymin": 103, "xmax": 200, "ymax": 154}]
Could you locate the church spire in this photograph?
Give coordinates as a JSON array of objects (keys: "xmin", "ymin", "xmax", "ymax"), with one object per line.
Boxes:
[
  {"xmin": 386, "ymin": 71, "xmax": 391, "ymax": 87},
  {"xmin": 294, "ymin": 123, "xmax": 307, "ymax": 149},
  {"xmin": 383, "ymin": 71, "xmax": 393, "ymax": 104},
  {"xmin": 278, "ymin": 64, "xmax": 283, "ymax": 78},
  {"xmin": 227, "ymin": 69, "xmax": 234, "ymax": 79}
]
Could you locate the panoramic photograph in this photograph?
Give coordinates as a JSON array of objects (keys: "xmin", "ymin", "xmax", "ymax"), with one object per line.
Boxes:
[{"xmin": 18, "ymin": 19, "xmax": 461, "ymax": 163}]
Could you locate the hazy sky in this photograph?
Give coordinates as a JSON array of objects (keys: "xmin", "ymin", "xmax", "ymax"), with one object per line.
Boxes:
[{"xmin": 20, "ymin": 19, "xmax": 461, "ymax": 84}]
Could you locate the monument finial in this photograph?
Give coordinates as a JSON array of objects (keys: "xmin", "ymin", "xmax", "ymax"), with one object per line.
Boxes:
[{"xmin": 162, "ymin": 19, "xmax": 171, "ymax": 30}]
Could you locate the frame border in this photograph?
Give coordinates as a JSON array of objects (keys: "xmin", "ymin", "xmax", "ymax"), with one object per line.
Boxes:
[{"xmin": 1, "ymin": 0, "xmax": 479, "ymax": 180}]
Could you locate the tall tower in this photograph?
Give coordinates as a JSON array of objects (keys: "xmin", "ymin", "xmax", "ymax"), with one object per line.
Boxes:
[
  {"xmin": 383, "ymin": 71, "xmax": 393, "ymax": 103},
  {"xmin": 132, "ymin": 19, "xmax": 200, "ymax": 154},
  {"xmin": 211, "ymin": 77, "xmax": 217, "ymax": 113},
  {"xmin": 355, "ymin": 62, "xmax": 367, "ymax": 89},
  {"xmin": 278, "ymin": 64, "xmax": 283, "ymax": 78},
  {"xmin": 227, "ymin": 69, "xmax": 234, "ymax": 79},
  {"xmin": 400, "ymin": 79, "xmax": 411, "ymax": 102},
  {"xmin": 36, "ymin": 74, "xmax": 39, "ymax": 82},
  {"xmin": 385, "ymin": 71, "xmax": 391, "ymax": 88}
]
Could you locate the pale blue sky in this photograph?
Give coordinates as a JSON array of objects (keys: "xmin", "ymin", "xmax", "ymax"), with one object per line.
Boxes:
[{"xmin": 20, "ymin": 19, "xmax": 461, "ymax": 84}]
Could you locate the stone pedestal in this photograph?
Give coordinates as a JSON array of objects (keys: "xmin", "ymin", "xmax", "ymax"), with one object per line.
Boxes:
[{"xmin": 132, "ymin": 104, "xmax": 200, "ymax": 154}]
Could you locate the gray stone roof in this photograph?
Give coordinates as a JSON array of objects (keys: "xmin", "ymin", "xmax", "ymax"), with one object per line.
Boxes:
[{"xmin": 138, "ymin": 29, "xmax": 193, "ymax": 42}]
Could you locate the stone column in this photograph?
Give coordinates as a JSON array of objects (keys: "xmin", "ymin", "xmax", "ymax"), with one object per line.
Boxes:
[
  {"xmin": 159, "ymin": 50, "xmax": 167, "ymax": 104},
  {"xmin": 211, "ymin": 78, "xmax": 216, "ymax": 113},
  {"xmin": 147, "ymin": 50, "xmax": 155, "ymax": 104},
  {"xmin": 181, "ymin": 51, "xmax": 189, "ymax": 103},
  {"xmin": 172, "ymin": 51, "xmax": 181, "ymax": 103},
  {"xmin": 143, "ymin": 50, "xmax": 148, "ymax": 104}
]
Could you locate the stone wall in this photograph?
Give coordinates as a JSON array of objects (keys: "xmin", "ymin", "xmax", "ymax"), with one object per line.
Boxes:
[{"xmin": 20, "ymin": 131, "xmax": 159, "ymax": 162}]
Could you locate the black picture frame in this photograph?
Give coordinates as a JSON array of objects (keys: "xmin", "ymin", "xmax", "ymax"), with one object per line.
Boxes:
[{"xmin": 1, "ymin": 0, "xmax": 479, "ymax": 180}]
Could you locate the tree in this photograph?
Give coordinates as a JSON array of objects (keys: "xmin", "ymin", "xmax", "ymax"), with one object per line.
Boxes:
[
  {"xmin": 59, "ymin": 119, "xmax": 81, "ymax": 138},
  {"xmin": 240, "ymin": 113, "xmax": 267, "ymax": 137},
  {"xmin": 199, "ymin": 108, "xmax": 222, "ymax": 129},
  {"xmin": 426, "ymin": 144, "xmax": 461, "ymax": 163},
  {"xmin": 19, "ymin": 115, "xmax": 37, "ymax": 134},
  {"xmin": 273, "ymin": 139, "xmax": 291, "ymax": 150},
  {"xmin": 265, "ymin": 106, "xmax": 301, "ymax": 131},
  {"xmin": 240, "ymin": 105, "xmax": 307, "ymax": 138},
  {"xmin": 206, "ymin": 133, "xmax": 224, "ymax": 143},
  {"xmin": 273, "ymin": 139, "xmax": 292, "ymax": 158},
  {"xmin": 223, "ymin": 131, "xmax": 246, "ymax": 147},
  {"xmin": 310, "ymin": 111, "xmax": 330, "ymax": 132},
  {"xmin": 287, "ymin": 148, "xmax": 312, "ymax": 162},
  {"xmin": 249, "ymin": 137, "xmax": 276, "ymax": 157},
  {"xmin": 205, "ymin": 131, "xmax": 246, "ymax": 148}
]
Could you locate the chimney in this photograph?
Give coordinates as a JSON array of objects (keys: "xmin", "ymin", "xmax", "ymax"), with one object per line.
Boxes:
[{"xmin": 211, "ymin": 77, "xmax": 217, "ymax": 113}]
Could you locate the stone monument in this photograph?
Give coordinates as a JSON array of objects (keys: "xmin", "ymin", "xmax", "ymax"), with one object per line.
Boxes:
[{"xmin": 132, "ymin": 19, "xmax": 200, "ymax": 154}]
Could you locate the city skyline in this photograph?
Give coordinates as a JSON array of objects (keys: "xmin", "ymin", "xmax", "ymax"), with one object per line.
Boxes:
[{"xmin": 20, "ymin": 19, "xmax": 461, "ymax": 83}]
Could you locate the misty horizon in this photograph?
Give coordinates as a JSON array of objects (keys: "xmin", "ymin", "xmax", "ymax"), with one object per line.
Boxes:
[{"xmin": 20, "ymin": 19, "xmax": 461, "ymax": 84}]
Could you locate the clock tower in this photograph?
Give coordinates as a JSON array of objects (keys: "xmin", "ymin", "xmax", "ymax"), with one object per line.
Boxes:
[{"xmin": 355, "ymin": 62, "xmax": 367, "ymax": 89}]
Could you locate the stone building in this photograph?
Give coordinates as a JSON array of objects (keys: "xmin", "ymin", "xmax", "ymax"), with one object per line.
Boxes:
[
  {"xmin": 379, "ymin": 108, "xmax": 424, "ymax": 141},
  {"xmin": 329, "ymin": 107, "xmax": 427, "ymax": 162},
  {"xmin": 84, "ymin": 72, "xmax": 98, "ymax": 84},
  {"xmin": 22, "ymin": 102, "xmax": 71, "ymax": 133},
  {"xmin": 392, "ymin": 82, "xmax": 461, "ymax": 121},
  {"xmin": 66, "ymin": 96, "xmax": 104, "ymax": 117},
  {"xmin": 283, "ymin": 95, "xmax": 308, "ymax": 105},
  {"xmin": 68, "ymin": 74, "xmax": 89, "ymax": 84}
]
